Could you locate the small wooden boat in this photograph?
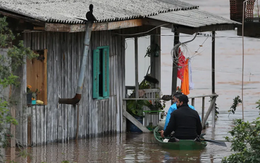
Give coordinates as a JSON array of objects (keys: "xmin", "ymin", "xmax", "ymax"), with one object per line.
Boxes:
[{"xmin": 153, "ymin": 126, "xmax": 207, "ymax": 150}]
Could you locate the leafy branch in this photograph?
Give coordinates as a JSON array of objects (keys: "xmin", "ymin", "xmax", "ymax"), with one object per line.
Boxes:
[
  {"xmin": 0, "ymin": 15, "xmax": 38, "ymax": 157},
  {"xmin": 228, "ymin": 96, "xmax": 242, "ymax": 115}
]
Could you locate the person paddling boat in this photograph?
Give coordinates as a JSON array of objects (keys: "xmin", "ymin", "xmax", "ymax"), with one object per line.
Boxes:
[{"xmin": 160, "ymin": 94, "xmax": 202, "ymax": 140}]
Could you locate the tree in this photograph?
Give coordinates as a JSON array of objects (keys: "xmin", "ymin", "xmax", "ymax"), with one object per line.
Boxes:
[{"xmin": 0, "ymin": 15, "xmax": 37, "ymax": 159}]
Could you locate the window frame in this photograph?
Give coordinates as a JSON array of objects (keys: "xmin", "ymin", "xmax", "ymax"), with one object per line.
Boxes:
[
  {"xmin": 92, "ymin": 46, "xmax": 109, "ymax": 99},
  {"xmin": 26, "ymin": 49, "xmax": 48, "ymax": 105}
]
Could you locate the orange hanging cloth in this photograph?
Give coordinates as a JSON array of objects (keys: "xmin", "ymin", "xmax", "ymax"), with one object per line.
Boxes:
[{"xmin": 181, "ymin": 58, "xmax": 190, "ymax": 95}]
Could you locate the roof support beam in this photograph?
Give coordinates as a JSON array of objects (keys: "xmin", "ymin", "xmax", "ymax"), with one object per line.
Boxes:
[
  {"xmin": 45, "ymin": 19, "xmax": 143, "ymax": 32},
  {"xmin": 45, "ymin": 24, "xmax": 86, "ymax": 32},
  {"xmin": 92, "ymin": 19, "xmax": 143, "ymax": 31},
  {"xmin": 171, "ymin": 30, "xmax": 179, "ymax": 102},
  {"xmin": 175, "ymin": 24, "xmax": 237, "ymax": 34}
]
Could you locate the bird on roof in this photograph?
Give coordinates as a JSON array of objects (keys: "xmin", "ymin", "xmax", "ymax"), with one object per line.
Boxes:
[{"xmin": 86, "ymin": 4, "xmax": 97, "ymax": 22}]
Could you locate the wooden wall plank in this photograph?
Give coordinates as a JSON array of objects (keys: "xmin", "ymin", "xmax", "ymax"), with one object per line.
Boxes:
[
  {"xmin": 121, "ymin": 31, "xmax": 126, "ymax": 132},
  {"xmin": 43, "ymin": 106, "xmax": 46, "ymax": 145},
  {"xmin": 43, "ymin": 49, "xmax": 48, "ymax": 104},
  {"xmin": 27, "ymin": 107, "xmax": 31, "ymax": 146},
  {"xmin": 53, "ymin": 32, "xmax": 58, "ymax": 142},
  {"xmin": 57, "ymin": 32, "xmax": 63, "ymax": 142},
  {"xmin": 40, "ymin": 106, "xmax": 44, "ymax": 145},
  {"xmin": 45, "ymin": 32, "xmax": 51, "ymax": 143},
  {"xmin": 64, "ymin": 32, "xmax": 69, "ymax": 141},
  {"xmin": 20, "ymin": 26, "xmax": 154, "ymax": 145},
  {"xmin": 32, "ymin": 106, "xmax": 36, "ymax": 146}
]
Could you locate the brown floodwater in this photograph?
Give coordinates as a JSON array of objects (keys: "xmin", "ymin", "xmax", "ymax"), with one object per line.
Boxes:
[
  {"xmin": 4, "ymin": 110, "xmax": 259, "ymax": 163},
  {"xmin": 4, "ymin": 134, "xmax": 229, "ymax": 163},
  {"xmin": 4, "ymin": 0, "xmax": 260, "ymax": 162}
]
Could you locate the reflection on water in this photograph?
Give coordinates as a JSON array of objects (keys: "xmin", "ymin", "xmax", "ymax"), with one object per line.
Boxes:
[
  {"xmin": 5, "ymin": 110, "xmax": 259, "ymax": 163},
  {"xmin": 4, "ymin": 133, "xmax": 229, "ymax": 163},
  {"xmin": 4, "ymin": 0, "xmax": 260, "ymax": 162},
  {"xmin": 5, "ymin": 133, "xmax": 206, "ymax": 163}
]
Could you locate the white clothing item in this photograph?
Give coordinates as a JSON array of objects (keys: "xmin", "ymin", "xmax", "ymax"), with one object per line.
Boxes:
[
  {"xmin": 163, "ymin": 139, "xmax": 169, "ymax": 142},
  {"xmin": 188, "ymin": 58, "xmax": 194, "ymax": 90}
]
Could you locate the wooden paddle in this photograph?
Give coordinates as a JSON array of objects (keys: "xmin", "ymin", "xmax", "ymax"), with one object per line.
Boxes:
[{"xmin": 203, "ymin": 139, "xmax": 227, "ymax": 147}]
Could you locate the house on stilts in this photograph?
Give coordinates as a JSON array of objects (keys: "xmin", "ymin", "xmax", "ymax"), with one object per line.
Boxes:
[{"xmin": 0, "ymin": 0, "xmax": 239, "ymax": 146}]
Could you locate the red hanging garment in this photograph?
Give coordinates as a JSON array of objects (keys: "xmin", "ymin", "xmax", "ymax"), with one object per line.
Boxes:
[{"xmin": 177, "ymin": 48, "xmax": 186, "ymax": 81}]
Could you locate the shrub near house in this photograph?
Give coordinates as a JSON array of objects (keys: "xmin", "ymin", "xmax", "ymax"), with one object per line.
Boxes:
[{"xmin": 222, "ymin": 100, "xmax": 260, "ymax": 163}]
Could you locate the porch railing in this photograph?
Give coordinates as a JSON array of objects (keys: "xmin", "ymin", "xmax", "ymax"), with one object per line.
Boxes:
[
  {"xmin": 123, "ymin": 90, "xmax": 218, "ymax": 132},
  {"xmin": 189, "ymin": 94, "xmax": 218, "ymax": 129},
  {"xmin": 123, "ymin": 88, "xmax": 161, "ymax": 132}
]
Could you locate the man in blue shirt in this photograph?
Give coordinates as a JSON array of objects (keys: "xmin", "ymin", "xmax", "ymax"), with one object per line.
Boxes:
[{"xmin": 164, "ymin": 92, "xmax": 195, "ymax": 130}]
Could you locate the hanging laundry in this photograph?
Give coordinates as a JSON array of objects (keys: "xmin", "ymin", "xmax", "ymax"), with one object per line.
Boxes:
[
  {"xmin": 188, "ymin": 59, "xmax": 194, "ymax": 90},
  {"xmin": 177, "ymin": 48, "xmax": 186, "ymax": 81},
  {"xmin": 181, "ymin": 58, "xmax": 190, "ymax": 95}
]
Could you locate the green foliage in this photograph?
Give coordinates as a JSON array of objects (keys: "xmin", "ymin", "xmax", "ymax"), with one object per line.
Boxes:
[
  {"xmin": 256, "ymin": 99, "xmax": 260, "ymax": 110},
  {"xmin": 19, "ymin": 149, "xmax": 31, "ymax": 159},
  {"xmin": 145, "ymin": 43, "xmax": 160, "ymax": 57},
  {"xmin": 0, "ymin": 15, "xmax": 38, "ymax": 158},
  {"xmin": 61, "ymin": 161, "xmax": 70, "ymax": 163},
  {"xmin": 139, "ymin": 79, "xmax": 151, "ymax": 89},
  {"xmin": 2, "ymin": 132, "xmax": 13, "ymax": 148},
  {"xmin": 228, "ymin": 96, "xmax": 242, "ymax": 115},
  {"xmin": 0, "ymin": 99, "xmax": 18, "ymax": 125},
  {"xmin": 0, "ymin": 74, "xmax": 19, "ymax": 88},
  {"xmin": 126, "ymin": 100, "xmax": 150, "ymax": 117},
  {"xmin": 146, "ymin": 100, "xmax": 165, "ymax": 111},
  {"xmin": 0, "ymin": 17, "xmax": 15, "ymax": 48},
  {"xmin": 214, "ymin": 103, "xmax": 219, "ymax": 120},
  {"xmin": 222, "ymin": 104, "xmax": 260, "ymax": 163},
  {"xmin": 8, "ymin": 41, "xmax": 38, "ymax": 70}
]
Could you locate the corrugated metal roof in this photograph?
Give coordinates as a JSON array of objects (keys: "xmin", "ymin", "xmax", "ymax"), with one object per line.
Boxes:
[
  {"xmin": 0, "ymin": 0, "xmax": 198, "ymax": 24},
  {"xmin": 148, "ymin": 9, "xmax": 239, "ymax": 28}
]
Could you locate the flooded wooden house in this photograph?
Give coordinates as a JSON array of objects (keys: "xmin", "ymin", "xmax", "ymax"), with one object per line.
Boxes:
[{"xmin": 0, "ymin": 0, "xmax": 239, "ymax": 146}]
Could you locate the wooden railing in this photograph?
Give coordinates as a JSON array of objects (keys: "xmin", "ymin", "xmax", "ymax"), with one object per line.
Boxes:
[
  {"xmin": 189, "ymin": 94, "xmax": 218, "ymax": 129},
  {"xmin": 123, "ymin": 88, "xmax": 161, "ymax": 132},
  {"xmin": 123, "ymin": 87, "xmax": 218, "ymax": 132}
]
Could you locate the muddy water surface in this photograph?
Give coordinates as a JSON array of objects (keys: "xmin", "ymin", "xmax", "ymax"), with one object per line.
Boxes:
[
  {"xmin": 4, "ymin": 0, "xmax": 260, "ymax": 162},
  {"xmin": 5, "ymin": 110, "xmax": 259, "ymax": 163}
]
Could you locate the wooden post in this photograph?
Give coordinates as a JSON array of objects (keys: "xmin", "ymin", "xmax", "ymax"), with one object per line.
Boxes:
[
  {"xmin": 171, "ymin": 31, "xmax": 179, "ymax": 104},
  {"xmin": 202, "ymin": 96, "xmax": 217, "ymax": 129},
  {"xmin": 134, "ymin": 37, "xmax": 139, "ymax": 98},
  {"xmin": 10, "ymin": 107, "xmax": 16, "ymax": 162},
  {"xmin": 76, "ymin": 104, "xmax": 79, "ymax": 139},
  {"xmin": 211, "ymin": 31, "xmax": 216, "ymax": 128},
  {"xmin": 202, "ymin": 97, "xmax": 205, "ymax": 123},
  {"xmin": 211, "ymin": 103, "xmax": 216, "ymax": 128},
  {"xmin": 191, "ymin": 98, "xmax": 195, "ymax": 107},
  {"xmin": 122, "ymin": 100, "xmax": 127, "ymax": 132},
  {"xmin": 150, "ymin": 28, "xmax": 161, "ymax": 89},
  {"xmin": 27, "ymin": 116, "xmax": 31, "ymax": 146},
  {"xmin": 10, "ymin": 107, "xmax": 15, "ymax": 147},
  {"xmin": 212, "ymin": 31, "xmax": 215, "ymax": 94}
]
